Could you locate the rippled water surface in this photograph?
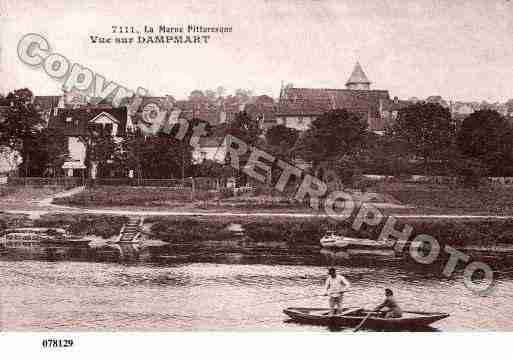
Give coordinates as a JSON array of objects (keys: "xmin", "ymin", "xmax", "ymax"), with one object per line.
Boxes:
[{"xmin": 1, "ymin": 241, "xmax": 513, "ymax": 331}]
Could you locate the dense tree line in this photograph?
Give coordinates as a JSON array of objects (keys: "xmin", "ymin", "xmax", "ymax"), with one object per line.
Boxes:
[
  {"xmin": 3, "ymin": 88, "xmax": 513, "ymax": 186},
  {"xmin": 289, "ymin": 103, "xmax": 513, "ymax": 186}
]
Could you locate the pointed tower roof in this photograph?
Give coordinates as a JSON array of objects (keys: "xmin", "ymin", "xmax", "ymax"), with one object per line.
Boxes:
[{"xmin": 346, "ymin": 62, "xmax": 371, "ymax": 87}]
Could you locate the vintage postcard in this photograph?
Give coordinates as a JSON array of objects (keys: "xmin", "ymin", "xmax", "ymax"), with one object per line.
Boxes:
[{"xmin": 1, "ymin": 0, "xmax": 513, "ymax": 355}]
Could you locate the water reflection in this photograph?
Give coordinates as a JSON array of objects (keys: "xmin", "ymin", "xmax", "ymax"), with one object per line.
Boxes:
[{"xmin": 2, "ymin": 233, "xmax": 513, "ymax": 331}]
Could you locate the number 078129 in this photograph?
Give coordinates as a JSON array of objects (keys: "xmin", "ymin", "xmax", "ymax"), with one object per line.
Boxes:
[{"xmin": 42, "ymin": 339, "xmax": 74, "ymax": 348}]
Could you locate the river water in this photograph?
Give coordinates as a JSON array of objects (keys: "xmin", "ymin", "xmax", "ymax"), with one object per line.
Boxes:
[{"xmin": 1, "ymin": 238, "xmax": 513, "ymax": 331}]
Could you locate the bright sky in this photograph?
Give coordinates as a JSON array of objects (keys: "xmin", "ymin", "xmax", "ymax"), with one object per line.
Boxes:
[{"xmin": 1, "ymin": 0, "xmax": 512, "ymax": 102}]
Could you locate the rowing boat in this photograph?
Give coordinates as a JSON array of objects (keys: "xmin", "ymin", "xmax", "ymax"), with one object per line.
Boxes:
[
  {"xmin": 0, "ymin": 228, "xmax": 91, "ymax": 247},
  {"xmin": 283, "ymin": 307, "xmax": 449, "ymax": 330}
]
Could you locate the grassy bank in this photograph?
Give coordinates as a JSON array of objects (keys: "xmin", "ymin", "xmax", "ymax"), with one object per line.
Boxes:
[
  {"xmin": 146, "ymin": 216, "xmax": 364, "ymax": 245},
  {"xmin": 51, "ymin": 181, "xmax": 513, "ymax": 217},
  {"xmin": 373, "ymin": 182, "xmax": 513, "ymax": 215},
  {"xmin": 145, "ymin": 215, "xmax": 513, "ymax": 248},
  {"xmin": 0, "ymin": 185, "xmax": 67, "ymax": 202},
  {"xmin": 52, "ymin": 186, "xmax": 308, "ymax": 211},
  {"xmin": 52, "ymin": 186, "xmax": 215, "ymax": 207}
]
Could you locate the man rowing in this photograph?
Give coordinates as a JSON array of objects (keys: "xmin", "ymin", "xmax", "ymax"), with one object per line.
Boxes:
[
  {"xmin": 324, "ymin": 267, "xmax": 352, "ymax": 315},
  {"xmin": 374, "ymin": 288, "xmax": 403, "ymax": 318}
]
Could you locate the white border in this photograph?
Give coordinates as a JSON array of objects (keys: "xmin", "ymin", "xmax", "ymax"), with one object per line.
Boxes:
[{"xmin": 0, "ymin": 332, "xmax": 510, "ymax": 359}]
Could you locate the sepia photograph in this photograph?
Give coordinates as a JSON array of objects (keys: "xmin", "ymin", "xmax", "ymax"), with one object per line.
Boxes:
[{"xmin": 1, "ymin": 0, "xmax": 513, "ymax": 355}]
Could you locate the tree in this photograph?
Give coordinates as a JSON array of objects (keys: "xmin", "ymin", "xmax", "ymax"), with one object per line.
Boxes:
[
  {"xmin": 226, "ymin": 111, "xmax": 261, "ymax": 146},
  {"xmin": 119, "ymin": 129, "xmax": 194, "ymax": 180},
  {"xmin": 234, "ymin": 88, "xmax": 253, "ymax": 103},
  {"xmin": 223, "ymin": 111, "xmax": 262, "ymax": 182},
  {"xmin": 38, "ymin": 127, "xmax": 68, "ymax": 177},
  {"xmin": 361, "ymin": 132, "xmax": 412, "ymax": 176},
  {"xmin": 265, "ymin": 124, "xmax": 299, "ymax": 149},
  {"xmin": 195, "ymin": 159, "xmax": 231, "ymax": 178},
  {"xmin": 0, "ymin": 89, "xmax": 44, "ymax": 176},
  {"xmin": 84, "ymin": 132, "xmax": 119, "ymax": 178},
  {"xmin": 457, "ymin": 109, "xmax": 513, "ymax": 176},
  {"xmin": 204, "ymin": 89, "xmax": 217, "ymax": 102},
  {"xmin": 118, "ymin": 129, "xmax": 147, "ymax": 182},
  {"xmin": 216, "ymin": 86, "xmax": 226, "ymax": 98},
  {"xmin": 391, "ymin": 102, "xmax": 456, "ymax": 173},
  {"xmin": 451, "ymin": 155, "xmax": 488, "ymax": 187},
  {"xmin": 293, "ymin": 109, "xmax": 367, "ymax": 174},
  {"xmin": 189, "ymin": 90, "xmax": 205, "ymax": 101},
  {"xmin": 143, "ymin": 132, "xmax": 193, "ymax": 179}
]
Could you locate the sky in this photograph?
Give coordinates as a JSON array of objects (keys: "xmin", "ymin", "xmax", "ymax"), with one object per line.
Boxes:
[{"xmin": 1, "ymin": 0, "xmax": 513, "ymax": 102}]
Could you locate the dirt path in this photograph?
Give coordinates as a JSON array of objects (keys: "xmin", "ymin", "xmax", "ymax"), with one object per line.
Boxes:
[
  {"xmin": 6, "ymin": 206, "xmax": 513, "ymax": 219},
  {"xmin": 36, "ymin": 186, "xmax": 86, "ymax": 207}
]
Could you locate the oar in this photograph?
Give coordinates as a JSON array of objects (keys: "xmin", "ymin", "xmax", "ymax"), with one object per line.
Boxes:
[
  {"xmin": 353, "ymin": 312, "xmax": 374, "ymax": 332},
  {"xmin": 255, "ymin": 294, "xmax": 325, "ymax": 306}
]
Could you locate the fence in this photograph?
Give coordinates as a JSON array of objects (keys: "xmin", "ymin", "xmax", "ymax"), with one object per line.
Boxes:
[
  {"xmin": 89, "ymin": 177, "xmax": 229, "ymax": 190},
  {"xmin": 7, "ymin": 177, "xmax": 82, "ymax": 188},
  {"xmin": 88, "ymin": 178, "xmax": 193, "ymax": 188}
]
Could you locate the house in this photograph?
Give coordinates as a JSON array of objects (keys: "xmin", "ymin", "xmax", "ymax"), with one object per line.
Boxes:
[
  {"xmin": 131, "ymin": 96, "xmax": 241, "ymax": 135},
  {"xmin": 192, "ymin": 136, "xmax": 227, "ymax": 164},
  {"xmin": 276, "ymin": 62, "xmax": 400, "ymax": 133},
  {"xmin": 450, "ymin": 102, "xmax": 475, "ymax": 122},
  {"xmin": 244, "ymin": 95, "xmax": 277, "ymax": 130},
  {"xmin": 48, "ymin": 107, "xmax": 128, "ymax": 177},
  {"xmin": 191, "ymin": 124, "xmax": 228, "ymax": 164}
]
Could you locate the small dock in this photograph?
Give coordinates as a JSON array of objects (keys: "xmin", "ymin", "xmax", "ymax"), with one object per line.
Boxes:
[{"xmin": 116, "ymin": 217, "xmax": 144, "ymax": 243}]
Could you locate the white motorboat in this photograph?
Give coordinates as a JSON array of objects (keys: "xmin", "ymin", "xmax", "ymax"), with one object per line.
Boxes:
[{"xmin": 320, "ymin": 231, "xmax": 393, "ymax": 250}]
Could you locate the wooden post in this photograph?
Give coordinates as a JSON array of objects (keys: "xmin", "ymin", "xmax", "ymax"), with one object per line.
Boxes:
[{"xmin": 191, "ymin": 177, "xmax": 195, "ymax": 201}]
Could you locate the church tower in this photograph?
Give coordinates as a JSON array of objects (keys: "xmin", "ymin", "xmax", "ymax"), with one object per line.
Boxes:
[{"xmin": 345, "ymin": 62, "xmax": 371, "ymax": 90}]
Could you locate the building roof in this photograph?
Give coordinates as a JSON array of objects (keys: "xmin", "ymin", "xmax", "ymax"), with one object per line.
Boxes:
[
  {"xmin": 48, "ymin": 107, "xmax": 128, "ymax": 136},
  {"xmin": 277, "ymin": 87, "xmax": 390, "ymax": 117},
  {"xmin": 346, "ymin": 62, "xmax": 371, "ymax": 86}
]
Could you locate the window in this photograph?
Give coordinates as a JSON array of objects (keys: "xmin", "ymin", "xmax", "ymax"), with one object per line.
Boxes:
[{"xmin": 104, "ymin": 123, "xmax": 113, "ymax": 135}]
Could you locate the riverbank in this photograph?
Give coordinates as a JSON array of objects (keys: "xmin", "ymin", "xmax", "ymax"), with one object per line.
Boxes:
[
  {"xmin": 145, "ymin": 215, "xmax": 513, "ymax": 248},
  {"xmin": 371, "ymin": 182, "xmax": 513, "ymax": 215},
  {"xmin": 0, "ymin": 212, "xmax": 127, "ymax": 238},
  {"xmin": 3, "ymin": 182, "xmax": 513, "ymax": 250},
  {"xmin": 3, "ymin": 210, "xmax": 513, "ymax": 249}
]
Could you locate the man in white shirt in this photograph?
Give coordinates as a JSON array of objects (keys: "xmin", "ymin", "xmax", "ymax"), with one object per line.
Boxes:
[{"xmin": 324, "ymin": 267, "xmax": 351, "ymax": 315}]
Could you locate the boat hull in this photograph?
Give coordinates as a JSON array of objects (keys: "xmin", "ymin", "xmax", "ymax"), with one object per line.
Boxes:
[
  {"xmin": 40, "ymin": 239, "xmax": 92, "ymax": 246},
  {"xmin": 321, "ymin": 239, "xmax": 393, "ymax": 250},
  {"xmin": 0, "ymin": 228, "xmax": 91, "ymax": 247},
  {"xmin": 283, "ymin": 307, "xmax": 449, "ymax": 330}
]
